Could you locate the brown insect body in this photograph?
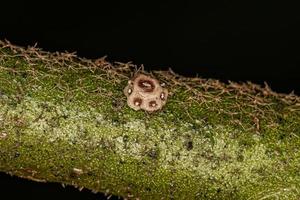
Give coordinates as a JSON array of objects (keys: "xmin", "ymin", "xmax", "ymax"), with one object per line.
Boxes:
[{"xmin": 124, "ymin": 74, "xmax": 168, "ymax": 112}]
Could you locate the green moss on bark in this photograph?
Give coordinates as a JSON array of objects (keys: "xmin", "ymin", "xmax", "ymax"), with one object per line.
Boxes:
[{"xmin": 0, "ymin": 41, "xmax": 299, "ymax": 199}]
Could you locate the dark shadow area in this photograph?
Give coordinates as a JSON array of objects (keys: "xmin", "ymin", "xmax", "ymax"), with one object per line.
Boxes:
[
  {"xmin": 0, "ymin": 173, "xmax": 119, "ymax": 200},
  {"xmin": 1, "ymin": 2, "xmax": 299, "ymax": 95},
  {"xmin": 0, "ymin": 1, "xmax": 299, "ymax": 199}
]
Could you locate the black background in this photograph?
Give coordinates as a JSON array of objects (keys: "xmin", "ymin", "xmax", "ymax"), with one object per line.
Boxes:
[{"xmin": 0, "ymin": 1, "xmax": 299, "ymax": 200}]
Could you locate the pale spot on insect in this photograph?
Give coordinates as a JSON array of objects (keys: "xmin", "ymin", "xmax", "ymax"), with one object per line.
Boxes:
[
  {"xmin": 149, "ymin": 101, "xmax": 157, "ymax": 107},
  {"xmin": 142, "ymin": 82, "xmax": 151, "ymax": 87},
  {"xmin": 160, "ymin": 92, "xmax": 166, "ymax": 100},
  {"xmin": 133, "ymin": 98, "xmax": 143, "ymax": 106}
]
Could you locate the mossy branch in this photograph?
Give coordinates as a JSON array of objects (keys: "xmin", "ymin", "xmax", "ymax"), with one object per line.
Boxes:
[{"xmin": 0, "ymin": 40, "xmax": 299, "ymax": 200}]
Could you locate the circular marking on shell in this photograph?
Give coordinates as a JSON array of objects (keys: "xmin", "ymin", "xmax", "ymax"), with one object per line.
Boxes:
[
  {"xmin": 149, "ymin": 100, "xmax": 157, "ymax": 107},
  {"xmin": 137, "ymin": 79, "xmax": 155, "ymax": 92},
  {"xmin": 133, "ymin": 97, "xmax": 143, "ymax": 106}
]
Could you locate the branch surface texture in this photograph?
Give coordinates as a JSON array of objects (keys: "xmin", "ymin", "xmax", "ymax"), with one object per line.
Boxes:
[{"xmin": 0, "ymin": 41, "xmax": 299, "ymax": 199}]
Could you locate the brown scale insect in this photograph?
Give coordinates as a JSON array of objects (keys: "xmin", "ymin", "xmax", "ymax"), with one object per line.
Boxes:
[{"xmin": 124, "ymin": 73, "xmax": 168, "ymax": 112}]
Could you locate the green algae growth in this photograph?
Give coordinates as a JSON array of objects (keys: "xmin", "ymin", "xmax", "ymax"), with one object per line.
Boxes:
[{"xmin": 0, "ymin": 41, "xmax": 299, "ymax": 199}]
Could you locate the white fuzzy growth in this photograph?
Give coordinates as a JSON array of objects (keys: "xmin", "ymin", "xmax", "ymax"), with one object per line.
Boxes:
[{"xmin": 0, "ymin": 96, "xmax": 278, "ymax": 190}]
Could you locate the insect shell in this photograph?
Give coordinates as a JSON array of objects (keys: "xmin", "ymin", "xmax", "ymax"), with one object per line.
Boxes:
[{"xmin": 124, "ymin": 74, "xmax": 168, "ymax": 112}]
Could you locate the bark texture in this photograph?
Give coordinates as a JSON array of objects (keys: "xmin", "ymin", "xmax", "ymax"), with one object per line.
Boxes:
[{"xmin": 0, "ymin": 41, "xmax": 299, "ymax": 199}]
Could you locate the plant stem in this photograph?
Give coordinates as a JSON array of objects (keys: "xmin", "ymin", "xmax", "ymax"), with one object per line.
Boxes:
[{"xmin": 0, "ymin": 41, "xmax": 299, "ymax": 199}]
